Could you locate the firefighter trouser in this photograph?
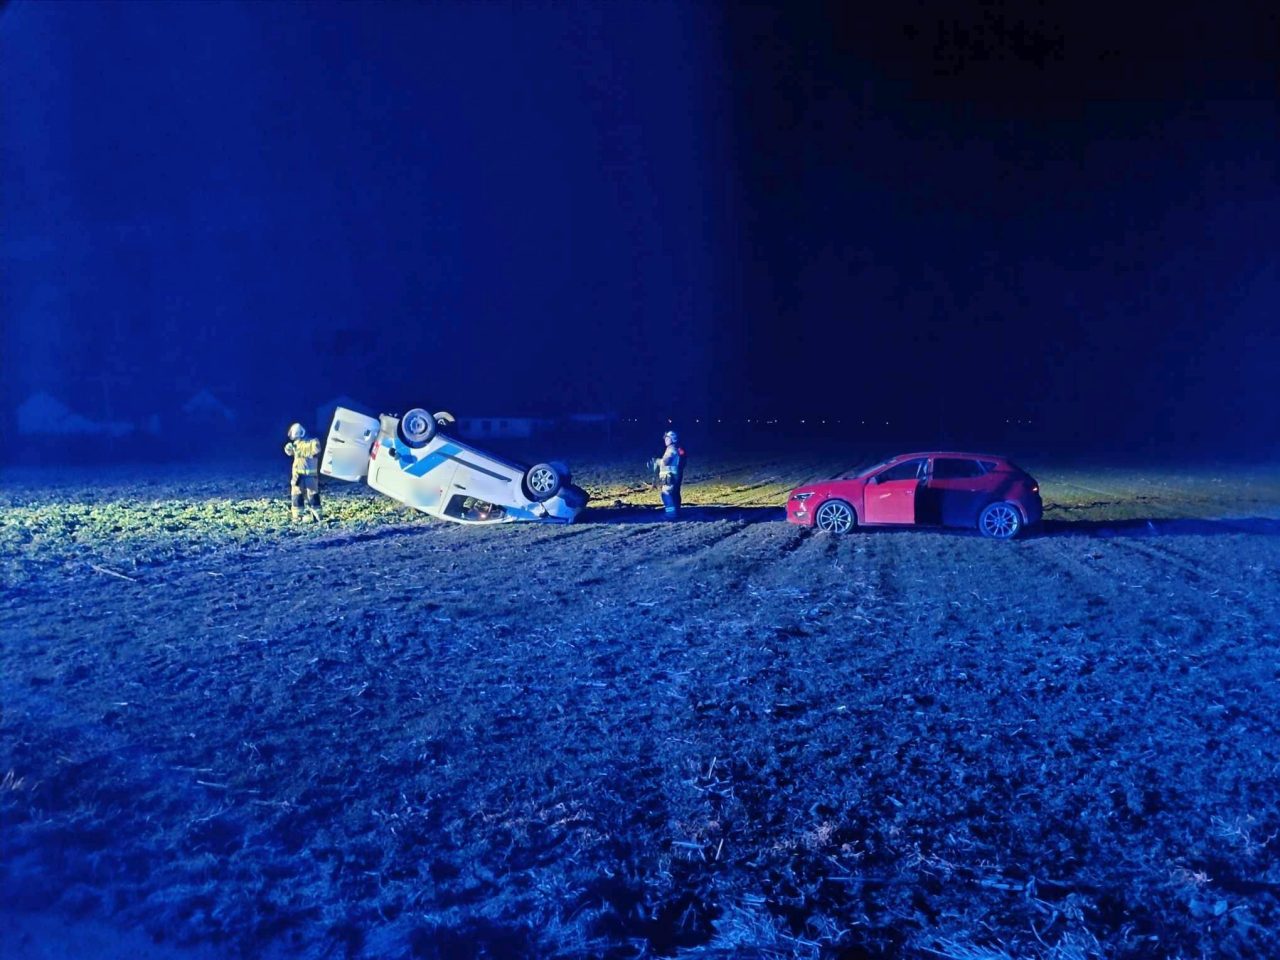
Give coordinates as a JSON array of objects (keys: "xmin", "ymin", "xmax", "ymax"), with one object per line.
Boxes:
[
  {"xmin": 661, "ymin": 481, "xmax": 682, "ymax": 516},
  {"xmin": 291, "ymin": 473, "xmax": 320, "ymax": 518}
]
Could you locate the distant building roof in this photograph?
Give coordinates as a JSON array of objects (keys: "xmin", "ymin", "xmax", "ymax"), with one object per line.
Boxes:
[
  {"xmin": 182, "ymin": 389, "xmax": 235, "ymax": 422},
  {"xmin": 457, "ymin": 415, "xmax": 550, "ymax": 423},
  {"xmin": 16, "ymin": 391, "xmax": 133, "ymax": 437}
]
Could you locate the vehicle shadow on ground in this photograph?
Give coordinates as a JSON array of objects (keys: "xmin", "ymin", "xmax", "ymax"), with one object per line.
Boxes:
[
  {"xmin": 1036, "ymin": 517, "xmax": 1280, "ymax": 538},
  {"xmin": 580, "ymin": 505, "xmax": 785, "ymax": 525},
  {"xmin": 309, "ymin": 523, "xmax": 437, "ymax": 549}
]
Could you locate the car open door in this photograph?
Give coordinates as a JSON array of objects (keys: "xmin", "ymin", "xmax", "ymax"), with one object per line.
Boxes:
[
  {"xmin": 321, "ymin": 407, "xmax": 380, "ymax": 482},
  {"xmin": 923, "ymin": 457, "xmax": 992, "ymax": 527},
  {"xmin": 862, "ymin": 458, "xmax": 924, "ymax": 524}
]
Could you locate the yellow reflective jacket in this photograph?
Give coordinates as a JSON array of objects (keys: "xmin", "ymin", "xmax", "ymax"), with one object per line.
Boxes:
[
  {"xmin": 659, "ymin": 443, "xmax": 683, "ymax": 482},
  {"xmin": 284, "ymin": 438, "xmax": 321, "ymax": 476}
]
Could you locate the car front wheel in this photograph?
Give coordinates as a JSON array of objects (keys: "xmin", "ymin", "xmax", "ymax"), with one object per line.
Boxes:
[
  {"xmin": 814, "ymin": 499, "xmax": 856, "ymax": 534},
  {"xmin": 525, "ymin": 463, "xmax": 563, "ymax": 502},
  {"xmin": 978, "ymin": 501, "xmax": 1022, "ymax": 539}
]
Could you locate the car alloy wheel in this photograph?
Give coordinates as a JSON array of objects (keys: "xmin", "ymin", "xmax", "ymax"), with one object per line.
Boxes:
[
  {"xmin": 979, "ymin": 501, "xmax": 1021, "ymax": 539},
  {"xmin": 815, "ymin": 500, "xmax": 855, "ymax": 534}
]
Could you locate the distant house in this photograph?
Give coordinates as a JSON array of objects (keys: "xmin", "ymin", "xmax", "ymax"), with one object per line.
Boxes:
[
  {"xmin": 564, "ymin": 412, "xmax": 619, "ymax": 439},
  {"xmin": 16, "ymin": 391, "xmax": 133, "ymax": 437},
  {"xmin": 566, "ymin": 412, "xmax": 618, "ymax": 427},
  {"xmin": 455, "ymin": 416, "xmax": 551, "ymax": 440},
  {"xmin": 181, "ymin": 389, "xmax": 236, "ymax": 424}
]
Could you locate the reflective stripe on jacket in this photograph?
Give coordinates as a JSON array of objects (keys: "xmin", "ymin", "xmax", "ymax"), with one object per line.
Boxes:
[
  {"xmin": 659, "ymin": 444, "xmax": 683, "ymax": 483},
  {"xmin": 285, "ymin": 438, "xmax": 321, "ymax": 476}
]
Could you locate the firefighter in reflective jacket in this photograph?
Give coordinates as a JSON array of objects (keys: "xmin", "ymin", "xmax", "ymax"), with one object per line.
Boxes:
[
  {"xmin": 284, "ymin": 423, "xmax": 322, "ymax": 522},
  {"xmin": 657, "ymin": 429, "xmax": 684, "ymax": 518}
]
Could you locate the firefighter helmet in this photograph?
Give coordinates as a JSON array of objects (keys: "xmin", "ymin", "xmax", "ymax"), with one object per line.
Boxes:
[
  {"xmin": 287, "ymin": 423, "xmax": 306, "ymax": 441},
  {"xmin": 664, "ymin": 430, "xmax": 678, "ymax": 444}
]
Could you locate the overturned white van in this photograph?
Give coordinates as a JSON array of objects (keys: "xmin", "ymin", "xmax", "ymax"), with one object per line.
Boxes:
[{"xmin": 321, "ymin": 406, "xmax": 588, "ymax": 525}]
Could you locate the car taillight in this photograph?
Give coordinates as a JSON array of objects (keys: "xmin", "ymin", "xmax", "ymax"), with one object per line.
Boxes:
[{"xmin": 370, "ymin": 443, "xmax": 378, "ymax": 460}]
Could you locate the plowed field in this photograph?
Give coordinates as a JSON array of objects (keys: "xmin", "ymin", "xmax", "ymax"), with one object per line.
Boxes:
[{"xmin": 3, "ymin": 455, "xmax": 1280, "ymax": 958}]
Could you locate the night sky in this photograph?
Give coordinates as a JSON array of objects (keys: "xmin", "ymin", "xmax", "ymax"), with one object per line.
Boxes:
[{"xmin": 2, "ymin": 1, "xmax": 1277, "ymax": 452}]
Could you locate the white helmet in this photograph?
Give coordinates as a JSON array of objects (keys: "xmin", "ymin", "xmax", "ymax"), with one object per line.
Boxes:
[
  {"xmin": 664, "ymin": 429, "xmax": 678, "ymax": 444},
  {"xmin": 287, "ymin": 423, "xmax": 306, "ymax": 440}
]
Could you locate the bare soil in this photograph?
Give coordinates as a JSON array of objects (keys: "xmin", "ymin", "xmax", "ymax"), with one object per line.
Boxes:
[{"xmin": 3, "ymin": 455, "xmax": 1280, "ymax": 958}]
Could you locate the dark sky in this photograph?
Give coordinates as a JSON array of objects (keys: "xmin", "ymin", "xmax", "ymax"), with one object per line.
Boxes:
[
  {"xmin": 2, "ymin": 1, "xmax": 731, "ymax": 426},
  {"xmin": 724, "ymin": 3, "xmax": 1280, "ymax": 442},
  {"xmin": 2, "ymin": 1, "xmax": 1277, "ymax": 448}
]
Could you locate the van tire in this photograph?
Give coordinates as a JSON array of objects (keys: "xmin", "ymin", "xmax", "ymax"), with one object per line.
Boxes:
[
  {"xmin": 398, "ymin": 408, "xmax": 437, "ymax": 448},
  {"xmin": 525, "ymin": 463, "xmax": 563, "ymax": 502}
]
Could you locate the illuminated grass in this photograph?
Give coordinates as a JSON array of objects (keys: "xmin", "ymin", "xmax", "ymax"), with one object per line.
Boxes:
[
  {"xmin": 0, "ymin": 473, "xmax": 413, "ymax": 584},
  {"xmin": 4, "ymin": 458, "xmax": 1279, "ymax": 588},
  {"xmin": 1036, "ymin": 463, "xmax": 1280, "ymax": 522}
]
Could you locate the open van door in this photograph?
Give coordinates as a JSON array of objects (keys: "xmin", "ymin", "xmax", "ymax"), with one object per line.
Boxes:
[{"xmin": 321, "ymin": 407, "xmax": 380, "ymax": 482}]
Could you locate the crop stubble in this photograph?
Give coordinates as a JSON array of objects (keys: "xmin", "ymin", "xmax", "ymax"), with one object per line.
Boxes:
[{"xmin": 2, "ymin": 458, "xmax": 1279, "ymax": 958}]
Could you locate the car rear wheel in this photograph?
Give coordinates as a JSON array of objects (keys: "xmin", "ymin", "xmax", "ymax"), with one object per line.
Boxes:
[
  {"xmin": 398, "ymin": 408, "xmax": 437, "ymax": 448},
  {"xmin": 525, "ymin": 463, "xmax": 563, "ymax": 502},
  {"xmin": 978, "ymin": 501, "xmax": 1022, "ymax": 539},
  {"xmin": 814, "ymin": 499, "xmax": 855, "ymax": 534}
]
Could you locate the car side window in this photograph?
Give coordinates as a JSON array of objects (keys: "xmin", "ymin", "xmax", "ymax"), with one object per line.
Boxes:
[
  {"xmin": 932, "ymin": 458, "xmax": 984, "ymax": 480},
  {"xmin": 876, "ymin": 458, "xmax": 926, "ymax": 483}
]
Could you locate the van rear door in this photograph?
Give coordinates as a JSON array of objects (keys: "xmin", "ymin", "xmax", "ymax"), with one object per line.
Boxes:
[{"xmin": 321, "ymin": 407, "xmax": 380, "ymax": 481}]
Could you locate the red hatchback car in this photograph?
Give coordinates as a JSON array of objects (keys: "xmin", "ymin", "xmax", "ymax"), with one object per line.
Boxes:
[{"xmin": 787, "ymin": 452, "xmax": 1042, "ymax": 539}]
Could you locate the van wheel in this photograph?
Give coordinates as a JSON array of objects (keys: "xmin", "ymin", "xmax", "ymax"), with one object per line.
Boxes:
[
  {"xmin": 398, "ymin": 408, "xmax": 437, "ymax": 448},
  {"xmin": 525, "ymin": 463, "xmax": 563, "ymax": 502}
]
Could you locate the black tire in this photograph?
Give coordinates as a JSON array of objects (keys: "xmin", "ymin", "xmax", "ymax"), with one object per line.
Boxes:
[
  {"xmin": 524, "ymin": 463, "xmax": 563, "ymax": 502},
  {"xmin": 398, "ymin": 408, "xmax": 437, "ymax": 448},
  {"xmin": 978, "ymin": 501, "xmax": 1022, "ymax": 539},
  {"xmin": 814, "ymin": 499, "xmax": 856, "ymax": 534}
]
